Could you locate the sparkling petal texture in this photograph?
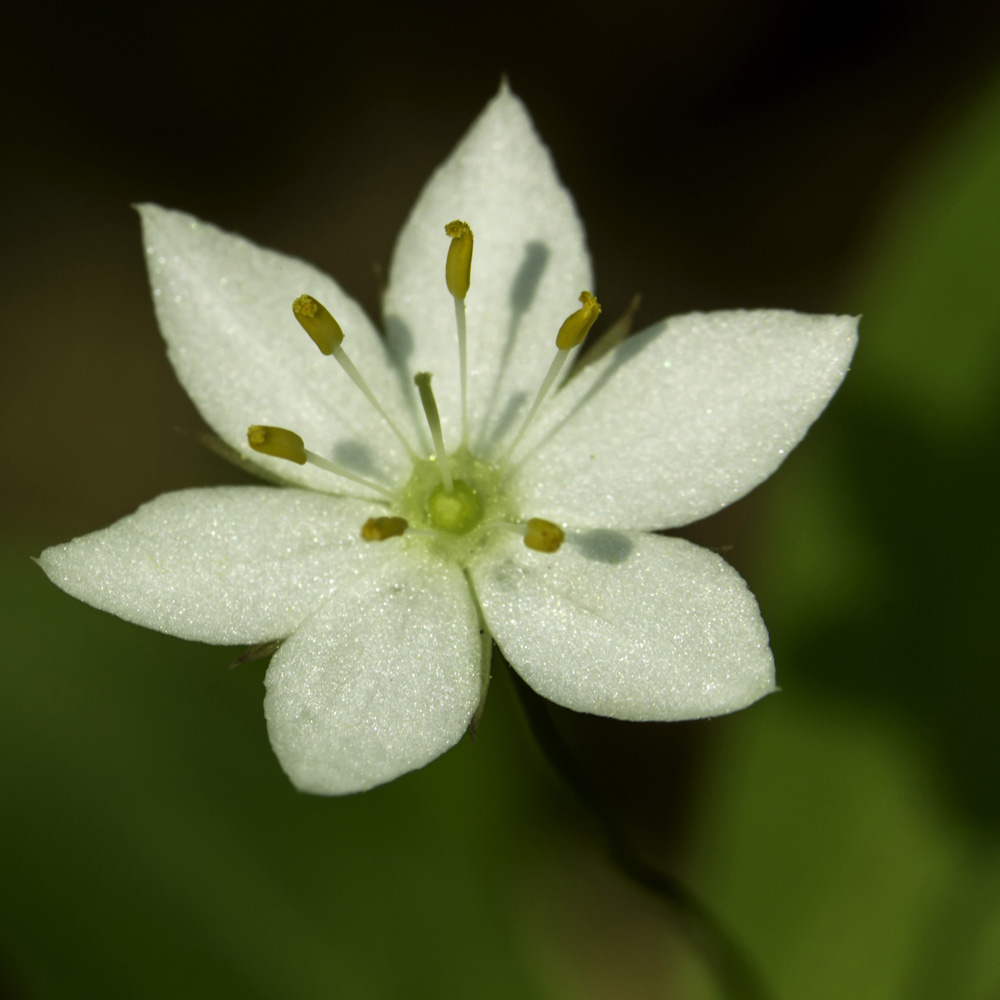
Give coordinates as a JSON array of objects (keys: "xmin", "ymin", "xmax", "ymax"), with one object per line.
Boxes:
[
  {"xmin": 37, "ymin": 86, "xmax": 857, "ymax": 796},
  {"xmin": 264, "ymin": 546, "xmax": 483, "ymax": 794},
  {"xmin": 513, "ymin": 310, "xmax": 858, "ymax": 529},
  {"xmin": 384, "ymin": 85, "xmax": 592, "ymax": 454},
  {"xmin": 140, "ymin": 204, "xmax": 415, "ymax": 495},
  {"xmin": 38, "ymin": 487, "xmax": 378, "ymax": 644},
  {"xmin": 470, "ymin": 530, "xmax": 775, "ymax": 721}
]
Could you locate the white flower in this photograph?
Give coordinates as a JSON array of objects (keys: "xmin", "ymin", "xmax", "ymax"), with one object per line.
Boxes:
[{"xmin": 38, "ymin": 85, "xmax": 857, "ymax": 795}]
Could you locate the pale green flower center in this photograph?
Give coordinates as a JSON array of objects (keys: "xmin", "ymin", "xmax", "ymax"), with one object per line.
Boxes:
[
  {"xmin": 389, "ymin": 447, "xmax": 515, "ymax": 564},
  {"xmin": 247, "ymin": 222, "xmax": 602, "ymax": 559}
]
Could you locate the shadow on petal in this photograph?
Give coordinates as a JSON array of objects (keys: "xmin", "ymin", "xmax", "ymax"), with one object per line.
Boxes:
[
  {"xmin": 479, "ymin": 240, "xmax": 551, "ymax": 447},
  {"xmin": 382, "ymin": 311, "xmax": 426, "ymax": 441},
  {"xmin": 332, "ymin": 439, "xmax": 382, "ymax": 477},
  {"xmin": 510, "ymin": 240, "xmax": 549, "ymax": 316},
  {"xmin": 571, "ymin": 528, "xmax": 633, "ymax": 564}
]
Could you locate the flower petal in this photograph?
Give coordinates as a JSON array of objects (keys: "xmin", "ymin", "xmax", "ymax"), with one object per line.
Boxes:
[
  {"xmin": 140, "ymin": 204, "xmax": 415, "ymax": 494},
  {"xmin": 37, "ymin": 487, "xmax": 378, "ymax": 644},
  {"xmin": 263, "ymin": 545, "xmax": 483, "ymax": 794},
  {"xmin": 384, "ymin": 84, "xmax": 593, "ymax": 453},
  {"xmin": 471, "ymin": 530, "xmax": 775, "ymax": 721},
  {"xmin": 513, "ymin": 310, "xmax": 858, "ymax": 529}
]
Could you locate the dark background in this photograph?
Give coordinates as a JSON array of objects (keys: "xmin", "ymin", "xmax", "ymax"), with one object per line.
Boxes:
[{"xmin": 3, "ymin": 2, "xmax": 1000, "ymax": 997}]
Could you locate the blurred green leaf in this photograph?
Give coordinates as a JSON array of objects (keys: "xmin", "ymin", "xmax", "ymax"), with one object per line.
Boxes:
[
  {"xmin": 751, "ymin": 62, "xmax": 1000, "ymax": 827},
  {"xmin": 714, "ymin": 56, "xmax": 1000, "ymax": 1000},
  {"xmin": 849, "ymin": 69, "xmax": 1000, "ymax": 438},
  {"xmin": 692, "ymin": 698, "xmax": 1000, "ymax": 1000}
]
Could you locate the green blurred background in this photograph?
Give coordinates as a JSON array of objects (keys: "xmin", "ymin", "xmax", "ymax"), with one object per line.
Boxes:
[{"xmin": 3, "ymin": 2, "xmax": 999, "ymax": 997}]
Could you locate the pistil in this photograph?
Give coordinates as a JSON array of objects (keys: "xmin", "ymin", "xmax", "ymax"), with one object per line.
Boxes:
[{"xmin": 414, "ymin": 372, "xmax": 454, "ymax": 493}]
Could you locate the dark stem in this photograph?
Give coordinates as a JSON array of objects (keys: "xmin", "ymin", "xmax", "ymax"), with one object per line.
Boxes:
[{"xmin": 508, "ymin": 667, "xmax": 770, "ymax": 1000}]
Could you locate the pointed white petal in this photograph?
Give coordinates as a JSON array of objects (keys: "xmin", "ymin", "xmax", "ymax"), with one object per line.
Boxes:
[
  {"xmin": 512, "ymin": 310, "xmax": 858, "ymax": 529},
  {"xmin": 140, "ymin": 204, "xmax": 415, "ymax": 494},
  {"xmin": 37, "ymin": 487, "xmax": 378, "ymax": 644},
  {"xmin": 384, "ymin": 85, "xmax": 592, "ymax": 453},
  {"xmin": 264, "ymin": 545, "xmax": 482, "ymax": 794},
  {"xmin": 471, "ymin": 530, "xmax": 775, "ymax": 721}
]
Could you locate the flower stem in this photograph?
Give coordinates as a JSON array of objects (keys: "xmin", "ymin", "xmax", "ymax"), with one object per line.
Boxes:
[{"xmin": 507, "ymin": 664, "xmax": 771, "ymax": 1000}]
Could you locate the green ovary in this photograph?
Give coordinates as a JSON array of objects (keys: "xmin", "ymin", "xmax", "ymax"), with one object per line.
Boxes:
[{"xmin": 427, "ymin": 480, "xmax": 481, "ymax": 534}]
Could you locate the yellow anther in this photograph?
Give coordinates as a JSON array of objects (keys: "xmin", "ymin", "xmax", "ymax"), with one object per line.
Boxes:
[
  {"xmin": 247, "ymin": 425, "xmax": 397, "ymax": 497},
  {"xmin": 292, "ymin": 294, "xmax": 345, "ymax": 354},
  {"xmin": 524, "ymin": 518, "xmax": 565, "ymax": 553},
  {"xmin": 247, "ymin": 425, "xmax": 307, "ymax": 464},
  {"xmin": 445, "ymin": 220, "xmax": 474, "ymax": 299},
  {"xmin": 555, "ymin": 291, "xmax": 602, "ymax": 351},
  {"xmin": 361, "ymin": 516, "xmax": 409, "ymax": 541}
]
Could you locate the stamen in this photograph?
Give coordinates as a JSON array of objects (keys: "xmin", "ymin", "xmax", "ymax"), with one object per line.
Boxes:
[
  {"xmin": 292, "ymin": 294, "xmax": 344, "ymax": 354},
  {"xmin": 361, "ymin": 516, "xmax": 408, "ymax": 541},
  {"xmin": 523, "ymin": 518, "xmax": 565, "ymax": 553},
  {"xmin": 502, "ymin": 291, "xmax": 602, "ymax": 464},
  {"xmin": 444, "ymin": 220, "xmax": 473, "ymax": 299},
  {"xmin": 247, "ymin": 425, "xmax": 394, "ymax": 498},
  {"xmin": 414, "ymin": 373, "xmax": 454, "ymax": 493},
  {"xmin": 574, "ymin": 292, "xmax": 641, "ymax": 373},
  {"xmin": 445, "ymin": 220, "xmax": 474, "ymax": 445},
  {"xmin": 292, "ymin": 294, "xmax": 417, "ymax": 459},
  {"xmin": 556, "ymin": 291, "xmax": 601, "ymax": 350},
  {"xmin": 247, "ymin": 424, "xmax": 307, "ymax": 464}
]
